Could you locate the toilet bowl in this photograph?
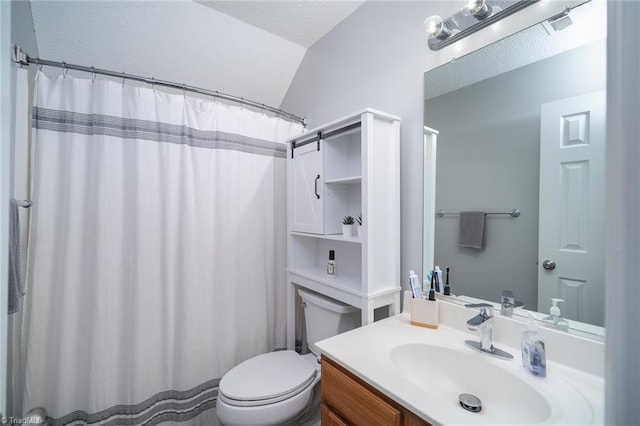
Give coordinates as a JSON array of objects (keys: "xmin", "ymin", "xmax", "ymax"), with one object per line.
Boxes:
[{"xmin": 216, "ymin": 288, "xmax": 360, "ymax": 426}]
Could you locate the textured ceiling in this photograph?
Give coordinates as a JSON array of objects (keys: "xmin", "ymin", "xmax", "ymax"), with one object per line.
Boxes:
[
  {"xmin": 424, "ymin": 0, "xmax": 606, "ymax": 99},
  {"xmin": 196, "ymin": 0, "xmax": 364, "ymax": 48}
]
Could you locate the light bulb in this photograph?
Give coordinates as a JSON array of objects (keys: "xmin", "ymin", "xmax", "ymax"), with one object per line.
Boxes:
[
  {"xmin": 467, "ymin": 0, "xmax": 491, "ymax": 20},
  {"xmin": 424, "ymin": 15, "xmax": 451, "ymax": 40}
]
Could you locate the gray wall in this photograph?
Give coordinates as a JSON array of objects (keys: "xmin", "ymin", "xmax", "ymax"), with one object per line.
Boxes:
[
  {"xmin": 11, "ymin": 1, "xmax": 38, "ymax": 59},
  {"xmin": 605, "ymin": 2, "xmax": 640, "ymax": 421},
  {"xmin": 10, "ymin": 0, "xmax": 39, "ymax": 196},
  {"xmin": 426, "ymin": 40, "xmax": 606, "ymax": 309},
  {"xmin": 281, "ymin": 1, "xmax": 456, "ymax": 290}
]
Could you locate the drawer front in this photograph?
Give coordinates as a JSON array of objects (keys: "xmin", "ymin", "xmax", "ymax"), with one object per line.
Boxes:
[
  {"xmin": 321, "ymin": 403, "xmax": 349, "ymax": 426},
  {"xmin": 403, "ymin": 410, "xmax": 431, "ymax": 426},
  {"xmin": 322, "ymin": 357, "xmax": 401, "ymax": 426}
]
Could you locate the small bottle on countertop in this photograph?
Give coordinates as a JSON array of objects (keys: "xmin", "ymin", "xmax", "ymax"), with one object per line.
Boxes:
[
  {"xmin": 522, "ymin": 314, "xmax": 546, "ymax": 377},
  {"xmin": 327, "ymin": 250, "xmax": 336, "ymax": 277}
]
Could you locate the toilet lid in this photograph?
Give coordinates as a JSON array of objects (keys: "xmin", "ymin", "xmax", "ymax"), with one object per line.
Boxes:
[{"xmin": 219, "ymin": 350, "xmax": 317, "ymax": 403}]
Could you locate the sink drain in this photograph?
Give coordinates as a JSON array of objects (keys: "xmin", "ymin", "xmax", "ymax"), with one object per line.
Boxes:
[{"xmin": 458, "ymin": 393, "xmax": 482, "ymax": 413}]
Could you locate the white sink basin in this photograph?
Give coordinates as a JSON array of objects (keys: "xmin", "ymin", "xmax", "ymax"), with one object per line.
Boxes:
[{"xmin": 390, "ymin": 343, "xmax": 592, "ymax": 425}]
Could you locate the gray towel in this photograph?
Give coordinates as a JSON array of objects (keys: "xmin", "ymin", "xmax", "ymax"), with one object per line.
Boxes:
[
  {"xmin": 458, "ymin": 211, "xmax": 486, "ymax": 249},
  {"xmin": 8, "ymin": 199, "xmax": 25, "ymax": 314}
]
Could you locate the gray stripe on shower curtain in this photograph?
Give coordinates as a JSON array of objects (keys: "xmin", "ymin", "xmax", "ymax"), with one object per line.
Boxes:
[
  {"xmin": 47, "ymin": 378, "xmax": 220, "ymax": 426},
  {"xmin": 32, "ymin": 107, "xmax": 287, "ymax": 158}
]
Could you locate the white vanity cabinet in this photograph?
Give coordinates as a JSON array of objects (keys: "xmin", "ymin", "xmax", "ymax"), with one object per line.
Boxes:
[{"xmin": 286, "ymin": 109, "xmax": 401, "ymax": 347}]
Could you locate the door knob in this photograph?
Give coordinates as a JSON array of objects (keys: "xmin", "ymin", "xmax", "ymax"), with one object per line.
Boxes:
[{"xmin": 542, "ymin": 260, "xmax": 556, "ymax": 270}]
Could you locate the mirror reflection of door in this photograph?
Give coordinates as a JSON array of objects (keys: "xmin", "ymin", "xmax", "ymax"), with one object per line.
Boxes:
[{"xmin": 538, "ymin": 91, "xmax": 606, "ymax": 326}]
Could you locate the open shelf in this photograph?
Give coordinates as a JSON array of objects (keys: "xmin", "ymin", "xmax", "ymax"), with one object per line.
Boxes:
[
  {"xmin": 324, "ymin": 126, "xmax": 361, "ymax": 183},
  {"xmin": 324, "ymin": 182, "xmax": 361, "ymax": 235},
  {"xmin": 287, "ymin": 266, "xmax": 362, "ymax": 296},
  {"xmin": 291, "ymin": 231, "xmax": 362, "ymax": 244},
  {"xmin": 325, "ymin": 176, "xmax": 362, "ymax": 185}
]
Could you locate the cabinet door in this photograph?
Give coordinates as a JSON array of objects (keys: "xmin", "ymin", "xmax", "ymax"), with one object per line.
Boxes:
[{"xmin": 291, "ymin": 142, "xmax": 324, "ymax": 234}]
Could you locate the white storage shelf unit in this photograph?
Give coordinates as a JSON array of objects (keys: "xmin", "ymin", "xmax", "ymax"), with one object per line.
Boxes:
[{"xmin": 286, "ymin": 108, "xmax": 401, "ymax": 349}]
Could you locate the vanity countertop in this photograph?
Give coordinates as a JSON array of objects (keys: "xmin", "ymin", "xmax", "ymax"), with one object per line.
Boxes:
[{"xmin": 315, "ymin": 304, "xmax": 604, "ymax": 425}]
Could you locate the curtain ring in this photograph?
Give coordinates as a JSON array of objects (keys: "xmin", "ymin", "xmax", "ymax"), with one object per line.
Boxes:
[
  {"xmin": 91, "ymin": 66, "xmax": 96, "ymax": 82},
  {"xmin": 62, "ymin": 62, "xmax": 68, "ymax": 78},
  {"xmin": 121, "ymin": 72, "xmax": 126, "ymax": 88}
]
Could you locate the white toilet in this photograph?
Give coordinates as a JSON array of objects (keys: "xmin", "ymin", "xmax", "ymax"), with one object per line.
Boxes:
[{"xmin": 216, "ymin": 288, "xmax": 360, "ymax": 426}]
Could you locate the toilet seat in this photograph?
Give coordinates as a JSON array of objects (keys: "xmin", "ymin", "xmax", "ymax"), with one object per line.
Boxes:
[{"xmin": 219, "ymin": 350, "xmax": 318, "ymax": 407}]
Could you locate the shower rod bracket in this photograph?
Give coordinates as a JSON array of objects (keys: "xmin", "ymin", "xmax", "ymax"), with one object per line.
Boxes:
[{"xmin": 13, "ymin": 45, "xmax": 29, "ymax": 66}]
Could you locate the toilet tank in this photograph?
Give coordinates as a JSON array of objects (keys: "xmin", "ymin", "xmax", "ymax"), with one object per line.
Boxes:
[{"xmin": 298, "ymin": 288, "xmax": 361, "ymax": 355}]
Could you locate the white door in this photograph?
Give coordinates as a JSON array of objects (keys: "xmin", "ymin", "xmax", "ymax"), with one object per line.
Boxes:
[
  {"xmin": 291, "ymin": 142, "xmax": 324, "ymax": 234},
  {"xmin": 538, "ymin": 91, "xmax": 606, "ymax": 326}
]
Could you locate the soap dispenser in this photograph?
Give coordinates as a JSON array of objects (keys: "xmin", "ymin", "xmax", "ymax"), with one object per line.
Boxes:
[
  {"xmin": 543, "ymin": 298, "xmax": 569, "ymax": 330},
  {"xmin": 521, "ymin": 314, "xmax": 546, "ymax": 377}
]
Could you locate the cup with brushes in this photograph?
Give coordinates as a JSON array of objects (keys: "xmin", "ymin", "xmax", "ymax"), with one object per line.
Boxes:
[{"xmin": 408, "ymin": 270, "xmax": 440, "ymax": 329}]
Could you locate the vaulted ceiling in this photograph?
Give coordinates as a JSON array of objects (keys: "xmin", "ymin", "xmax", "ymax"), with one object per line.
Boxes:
[
  {"xmin": 196, "ymin": 1, "xmax": 364, "ymax": 48},
  {"xmin": 29, "ymin": 0, "xmax": 364, "ymax": 110}
]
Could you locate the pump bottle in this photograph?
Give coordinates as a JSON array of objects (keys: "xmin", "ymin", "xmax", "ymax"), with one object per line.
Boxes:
[{"xmin": 521, "ymin": 314, "xmax": 546, "ymax": 377}]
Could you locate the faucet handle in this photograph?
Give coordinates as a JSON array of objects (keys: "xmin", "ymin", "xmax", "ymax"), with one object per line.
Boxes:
[
  {"xmin": 501, "ymin": 290, "xmax": 515, "ymax": 304},
  {"xmin": 464, "ymin": 303, "xmax": 493, "ymax": 317},
  {"xmin": 464, "ymin": 303, "xmax": 493, "ymax": 309}
]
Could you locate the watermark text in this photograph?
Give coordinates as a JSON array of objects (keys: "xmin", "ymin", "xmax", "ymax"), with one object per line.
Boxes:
[{"xmin": 1, "ymin": 417, "xmax": 44, "ymax": 425}]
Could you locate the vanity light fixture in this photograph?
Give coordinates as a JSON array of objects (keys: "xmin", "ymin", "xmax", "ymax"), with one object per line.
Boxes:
[
  {"xmin": 424, "ymin": 15, "xmax": 453, "ymax": 40},
  {"xmin": 426, "ymin": 0, "xmax": 538, "ymax": 51},
  {"xmin": 466, "ymin": 0, "xmax": 492, "ymax": 20}
]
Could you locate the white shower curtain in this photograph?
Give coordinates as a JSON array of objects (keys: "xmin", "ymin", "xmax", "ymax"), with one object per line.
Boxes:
[{"xmin": 20, "ymin": 72, "xmax": 302, "ymax": 424}]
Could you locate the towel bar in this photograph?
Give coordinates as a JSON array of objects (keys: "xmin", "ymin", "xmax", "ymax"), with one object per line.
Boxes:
[{"xmin": 436, "ymin": 208, "xmax": 520, "ymax": 218}]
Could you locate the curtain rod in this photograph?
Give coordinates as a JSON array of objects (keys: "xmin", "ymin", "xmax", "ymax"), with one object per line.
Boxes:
[{"xmin": 13, "ymin": 46, "xmax": 307, "ymax": 127}]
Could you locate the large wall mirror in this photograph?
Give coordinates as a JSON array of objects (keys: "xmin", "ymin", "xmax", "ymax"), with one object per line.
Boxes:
[{"xmin": 423, "ymin": 0, "xmax": 606, "ymax": 335}]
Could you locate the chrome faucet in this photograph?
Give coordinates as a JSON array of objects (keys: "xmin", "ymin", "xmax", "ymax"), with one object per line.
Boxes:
[
  {"xmin": 464, "ymin": 303, "xmax": 513, "ymax": 360},
  {"xmin": 500, "ymin": 290, "xmax": 525, "ymax": 317},
  {"xmin": 465, "ymin": 303, "xmax": 494, "ymax": 350}
]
